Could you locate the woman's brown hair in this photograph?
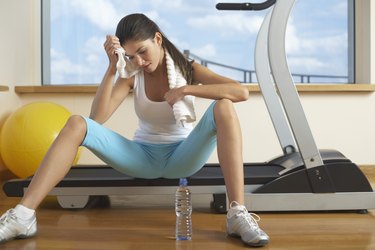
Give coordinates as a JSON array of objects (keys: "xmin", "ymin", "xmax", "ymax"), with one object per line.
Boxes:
[{"xmin": 115, "ymin": 13, "xmax": 193, "ymax": 84}]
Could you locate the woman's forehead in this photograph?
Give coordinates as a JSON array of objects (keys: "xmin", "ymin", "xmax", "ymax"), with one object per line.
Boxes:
[{"xmin": 123, "ymin": 39, "xmax": 150, "ymax": 54}]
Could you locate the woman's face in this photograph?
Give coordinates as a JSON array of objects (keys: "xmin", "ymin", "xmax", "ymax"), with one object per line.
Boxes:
[{"xmin": 123, "ymin": 33, "xmax": 163, "ymax": 73}]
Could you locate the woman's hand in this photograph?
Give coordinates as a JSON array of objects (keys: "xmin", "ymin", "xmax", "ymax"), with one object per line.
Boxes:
[
  {"xmin": 164, "ymin": 86, "xmax": 186, "ymax": 107},
  {"xmin": 103, "ymin": 35, "xmax": 121, "ymax": 67}
]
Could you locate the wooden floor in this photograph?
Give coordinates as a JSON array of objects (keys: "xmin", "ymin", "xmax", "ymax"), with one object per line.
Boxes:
[{"xmin": 1, "ymin": 183, "xmax": 375, "ymax": 249}]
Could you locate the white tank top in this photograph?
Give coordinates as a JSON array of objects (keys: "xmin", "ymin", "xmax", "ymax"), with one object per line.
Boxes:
[{"xmin": 133, "ymin": 71, "xmax": 193, "ymax": 144}]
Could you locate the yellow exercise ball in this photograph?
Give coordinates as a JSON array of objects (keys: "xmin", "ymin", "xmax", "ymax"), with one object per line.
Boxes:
[{"xmin": 0, "ymin": 102, "xmax": 80, "ymax": 178}]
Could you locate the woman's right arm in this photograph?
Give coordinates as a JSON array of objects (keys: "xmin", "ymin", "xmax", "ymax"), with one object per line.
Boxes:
[{"xmin": 89, "ymin": 35, "xmax": 133, "ymax": 124}]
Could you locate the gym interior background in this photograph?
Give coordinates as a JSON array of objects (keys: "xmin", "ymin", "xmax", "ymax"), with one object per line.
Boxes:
[
  {"xmin": 1, "ymin": 0, "xmax": 374, "ymax": 175},
  {"xmin": 0, "ymin": 1, "xmax": 375, "ymax": 249}
]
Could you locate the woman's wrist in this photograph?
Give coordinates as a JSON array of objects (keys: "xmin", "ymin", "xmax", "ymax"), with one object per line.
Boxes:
[
  {"xmin": 106, "ymin": 64, "xmax": 117, "ymax": 76},
  {"xmin": 182, "ymin": 85, "xmax": 191, "ymax": 96},
  {"xmin": 183, "ymin": 84, "xmax": 199, "ymax": 96}
]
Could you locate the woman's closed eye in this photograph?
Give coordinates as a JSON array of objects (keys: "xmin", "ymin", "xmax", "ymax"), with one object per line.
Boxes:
[
  {"xmin": 138, "ymin": 49, "xmax": 147, "ymax": 55},
  {"xmin": 127, "ymin": 49, "xmax": 147, "ymax": 61}
]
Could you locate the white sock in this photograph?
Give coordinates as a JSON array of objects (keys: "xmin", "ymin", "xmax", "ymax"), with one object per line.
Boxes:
[{"xmin": 14, "ymin": 204, "xmax": 35, "ymax": 220}]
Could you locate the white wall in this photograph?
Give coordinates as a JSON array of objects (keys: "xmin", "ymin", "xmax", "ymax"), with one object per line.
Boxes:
[{"xmin": 0, "ymin": 0, "xmax": 375, "ymax": 172}]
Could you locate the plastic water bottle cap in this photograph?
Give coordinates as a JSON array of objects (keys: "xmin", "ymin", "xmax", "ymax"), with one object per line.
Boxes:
[{"xmin": 179, "ymin": 178, "xmax": 188, "ymax": 186}]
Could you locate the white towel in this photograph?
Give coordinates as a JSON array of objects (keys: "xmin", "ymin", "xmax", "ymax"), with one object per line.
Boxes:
[
  {"xmin": 115, "ymin": 47, "xmax": 139, "ymax": 78},
  {"xmin": 165, "ymin": 51, "xmax": 196, "ymax": 127}
]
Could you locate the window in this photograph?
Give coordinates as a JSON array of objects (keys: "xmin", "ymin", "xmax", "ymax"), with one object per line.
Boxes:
[{"xmin": 42, "ymin": 0, "xmax": 354, "ymax": 85}]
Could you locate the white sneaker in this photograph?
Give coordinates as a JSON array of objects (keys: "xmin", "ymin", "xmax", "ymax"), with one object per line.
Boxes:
[
  {"xmin": 226, "ymin": 201, "xmax": 269, "ymax": 247},
  {"xmin": 0, "ymin": 209, "xmax": 37, "ymax": 244}
]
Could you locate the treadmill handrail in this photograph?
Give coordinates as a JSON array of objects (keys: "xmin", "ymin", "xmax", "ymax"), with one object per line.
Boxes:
[{"xmin": 216, "ymin": 0, "xmax": 276, "ymax": 11}]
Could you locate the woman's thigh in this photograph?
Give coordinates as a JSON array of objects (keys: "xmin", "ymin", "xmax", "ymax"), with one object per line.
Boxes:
[
  {"xmin": 80, "ymin": 117, "xmax": 164, "ymax": 178},
  {"xmin": 163, "ymin": 101, "xmax": 218, "ymax": 178}
]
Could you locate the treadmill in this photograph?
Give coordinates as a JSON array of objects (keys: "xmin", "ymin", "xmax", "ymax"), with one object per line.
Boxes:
[{"xmin": 4, "ymin": 0, "xmax": 375, "ymax": 213}]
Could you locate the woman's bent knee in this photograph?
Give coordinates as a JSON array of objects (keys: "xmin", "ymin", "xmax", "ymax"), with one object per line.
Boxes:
[
  {"xmin": 214, "ymin": 99, "xmax": 236, "ymax": 118},
  {"xmin": 62, "ymin": 115, "xmax": 87, "ymax": 140}
]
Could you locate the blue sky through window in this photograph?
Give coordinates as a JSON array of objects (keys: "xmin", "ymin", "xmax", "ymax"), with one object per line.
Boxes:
[{"xmin": 48, "ymin": 0, "xmax": 349, "ymax": 84}]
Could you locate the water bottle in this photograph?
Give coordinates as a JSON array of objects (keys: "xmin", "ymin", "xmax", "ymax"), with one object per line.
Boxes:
[{"xmin": 175, "ymin": 178, "xmax": 192, "ymax": 240}]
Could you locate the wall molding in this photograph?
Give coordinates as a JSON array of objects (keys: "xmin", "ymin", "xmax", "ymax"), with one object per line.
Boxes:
[{"xmin": 13, "ymin": 84, "xmax": 375, "ymax": 94}]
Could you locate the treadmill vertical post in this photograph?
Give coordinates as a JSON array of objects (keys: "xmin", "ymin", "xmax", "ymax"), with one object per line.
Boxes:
[
  {"xmin": 268, "ymin": 0, "xmax": 335, "ymax": 192},
  {"xmin": 268, "ymin": 0, "xmax": 323, "ymax": 169},
  {"xmin": 255, "ymin": 7, "xmax": 297, "ymax": 155}
]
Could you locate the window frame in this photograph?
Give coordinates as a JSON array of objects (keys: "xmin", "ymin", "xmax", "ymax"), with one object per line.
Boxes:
[
  {"xmin": 41, "ymin": 0, "xmax": 356, "ymax": 85},
  {"xmin": 41, "ymin": 0, "xmax": 51, "ymax": 85}
]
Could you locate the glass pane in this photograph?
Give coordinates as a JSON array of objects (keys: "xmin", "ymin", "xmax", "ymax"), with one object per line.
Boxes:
[
  {"xmin": 287, "ymin": 0, "xmax": 350, "ymax": 83},
  {"xmin": 45, "ymin": 0, "xmax": 351, "ymax": 84}
]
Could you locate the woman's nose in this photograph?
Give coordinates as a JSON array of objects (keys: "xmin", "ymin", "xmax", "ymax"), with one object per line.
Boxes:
[{"xmin": 135, "ymin": 55, "xmax": 145, "ymax": 66}]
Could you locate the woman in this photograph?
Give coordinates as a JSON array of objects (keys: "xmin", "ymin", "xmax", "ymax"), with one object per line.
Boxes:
[{"xmin": 0, "ymin": 13, "xmax": 269, "ymax": 247}]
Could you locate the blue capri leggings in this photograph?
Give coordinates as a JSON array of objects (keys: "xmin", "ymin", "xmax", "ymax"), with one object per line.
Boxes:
[{"xmin": 81, "ymin": 102, "xmax": 217, "ymax": 179}]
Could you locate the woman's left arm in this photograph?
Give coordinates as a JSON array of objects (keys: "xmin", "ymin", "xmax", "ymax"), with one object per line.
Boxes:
[
  {"xmin": 185, "ymin": 62, "xmax": 249, "ymax": 102},
  {"xmin": 164, "ymin": 62, "xmax": 249, "ymax": 106}
]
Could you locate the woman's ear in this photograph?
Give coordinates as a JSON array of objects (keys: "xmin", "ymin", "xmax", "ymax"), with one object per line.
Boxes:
[{"xmin": 154, "ymin": 32, "xmax": 163, "ymax": 47}]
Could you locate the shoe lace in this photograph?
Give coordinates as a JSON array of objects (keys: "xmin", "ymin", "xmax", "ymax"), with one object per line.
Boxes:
[
  {"xmin": 241, "ymin": 211, "xmax": 261, "ymax": 231},
  {"xmin": 0, "ymin": 210, "xmax": 16, "ymax": 226}
]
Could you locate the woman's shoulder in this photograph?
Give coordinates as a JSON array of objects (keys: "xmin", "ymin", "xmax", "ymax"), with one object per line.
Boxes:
[
  {"xmin": 191, "ymin": 61, "xmax": 238, "ymax": 85},
  {"xmin": 191, "ymin": 61, "xmax": 219, "ymax": 83}
]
